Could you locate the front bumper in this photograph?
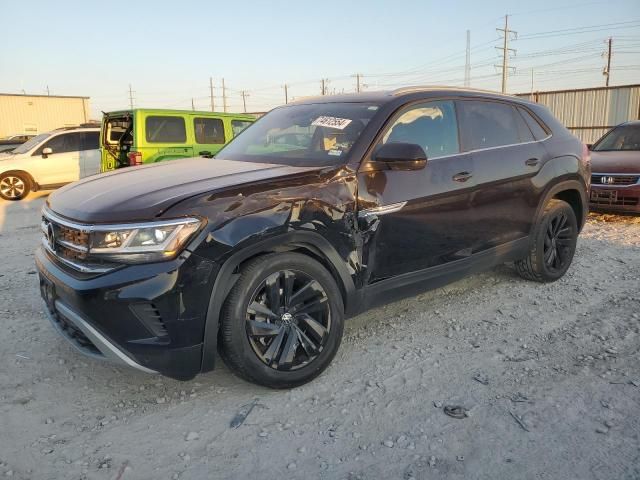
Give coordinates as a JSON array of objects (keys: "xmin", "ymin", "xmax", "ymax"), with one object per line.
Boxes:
[
  {"xmin": 589, "ymin": 183, "xmax": 640, "ymax": 213},
  {"xmin": 35, "ymin": 246, "xmax": 219, "ymax": 380}
]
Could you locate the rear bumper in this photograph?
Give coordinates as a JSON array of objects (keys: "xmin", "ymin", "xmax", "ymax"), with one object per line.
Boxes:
[
  {"xmin": 35, "ymin": 246, "xmax": 219, "ymax": 380},
  {"xmin": 589, "ymin": 184, "xmax": 640, "ymax": 213}
]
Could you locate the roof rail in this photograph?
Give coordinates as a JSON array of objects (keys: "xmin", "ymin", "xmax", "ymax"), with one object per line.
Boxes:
[{"xmin": 391, "ymin": 85, "xmax": 514, "ymax": 97}]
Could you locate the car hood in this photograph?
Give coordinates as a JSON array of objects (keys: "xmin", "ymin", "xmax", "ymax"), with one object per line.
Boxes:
[
  {"xmin": 47, "ymin": 157, "xmax": 321, "ymax": 223},
  {"xmin": 590, "ymin": 150, "xmax": 640, "ymax": 174}
]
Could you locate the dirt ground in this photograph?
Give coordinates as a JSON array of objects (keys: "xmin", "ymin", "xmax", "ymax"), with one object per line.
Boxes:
[{"xmin": 0, "ymin": 192, "xmax": 638, "ymax": 480}]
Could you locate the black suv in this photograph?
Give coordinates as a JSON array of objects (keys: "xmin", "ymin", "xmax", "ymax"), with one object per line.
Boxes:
[{"xmin": 36, "ymin": 88, "xmax": 590, "ymax": 388}]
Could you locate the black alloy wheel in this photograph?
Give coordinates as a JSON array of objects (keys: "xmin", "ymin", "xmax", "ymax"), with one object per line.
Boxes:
[
  {"xmin": 245, "ymin": 269, "xmax": 331, "ymax": 371},
  {"xmin": 543, "ymin": 210, "xmax": 574, "ymax": 273}
]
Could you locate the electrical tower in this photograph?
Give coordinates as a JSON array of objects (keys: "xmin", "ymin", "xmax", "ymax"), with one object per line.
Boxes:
[{"xmin": 495, "ymin": 15, "xmax": 517, "ymax": 93}]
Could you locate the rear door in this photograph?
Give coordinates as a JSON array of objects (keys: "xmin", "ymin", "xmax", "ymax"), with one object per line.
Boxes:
[
  {"xmin": 457, "ymin": 99, "xmax": 548, "ymax": 249},
  {"xmin": 358, "ymin": 99, "xmax": 478, "ymax": 282},
  {"xmin": 31, "ymin": 132, "xmax": 82, "ymax": 185},
  {"xmin": 141, "ymin": 114, "xmax": 193, "ymax": 162},
  {"xmin": 193, "ymin": 116, "xmax": 227, "ymax": 157},
  {"xmin": 80, "ymin": 131, "xmax": 101, "ymax": 178}
]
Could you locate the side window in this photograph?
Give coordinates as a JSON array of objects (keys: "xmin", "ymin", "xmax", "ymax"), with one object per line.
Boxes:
[
  {"xmin": 512, "ymin": 107, "xmax": 535, "ymax": 143},
  {"xmin": 459, "ymin": 101, "xmax": 521, "ymax": 150},
  {"xmin": 517, "ymin": 107, "xmax": 549, "ymax": 140},
  {"xmin": 194, "ymin": 118, "xmax": 225, "ymax": 144},
  {"xmin": 33, "ymin": 133, "xmax": 81, "ymax": 156},
  {"xmin": 81, "ymin": 132, "xmax": 100, "ymax": 151},
  {"xmin": 145, "ymin": 116, "xmax": 187, "ymax": 143},
  {"xmin": 231, "ymin": 119, "xmax": 253, "ymax": 137},
  {"xmin": 381, "ymin": 100, "xmax": 460, "ymax": 159}
]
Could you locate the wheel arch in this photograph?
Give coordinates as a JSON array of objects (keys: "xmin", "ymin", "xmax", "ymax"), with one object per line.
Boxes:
[
  {"xmin": 0, "ymin": 169, "xmax": 37, "ymax": 190},
  {"xmin": 534, "ymin": 180, "xmax": 588, "ymax": 232},
  {"xmin": 200, "ymin": 230, "xmax": 358, "ymax": 373}
]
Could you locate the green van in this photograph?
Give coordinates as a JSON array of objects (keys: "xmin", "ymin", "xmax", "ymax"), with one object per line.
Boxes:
[{"xmin": 100, "ymin": 109, "xmax": 255, "ymax": 171}]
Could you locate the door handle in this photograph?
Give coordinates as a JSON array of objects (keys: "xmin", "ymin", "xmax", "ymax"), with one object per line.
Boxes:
[
  {"xmin": 452, "ymin": 171, "xmax": 473, "ymax": 182},
  {"xmin": 525, "ymin": 158, "xmax": 539, "ymax": 166}
]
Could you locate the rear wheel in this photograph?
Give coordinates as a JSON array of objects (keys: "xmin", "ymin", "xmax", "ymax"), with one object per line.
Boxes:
[
  {"xmin": 0, "ymin": 173, "xmax": 30, "ymax": 201},
  {"xmin": 219, "ymin": 252, "xmax": 344, "ymax": 388},
  {"xmin": 515, "ymin": 199, "xmax": 578, "ymax": 282}
]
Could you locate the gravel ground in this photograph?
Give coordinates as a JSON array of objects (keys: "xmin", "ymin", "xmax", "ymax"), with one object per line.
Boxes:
[{"xmin": 0, "ymin": 193, "xmax": 639, "ymax": 480}]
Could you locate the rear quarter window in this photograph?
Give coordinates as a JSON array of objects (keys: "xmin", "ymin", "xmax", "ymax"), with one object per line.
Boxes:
[
  {"xmin": 194, "ymin": 118, "xmax": 225, "ymax": 144},
  {"xmin": 145, "ymin": 116, "xmax": 186, "ymax": 143},
  {"xmin": 517, "ymin": 107, "xmax": 549, "ymax": 141}
]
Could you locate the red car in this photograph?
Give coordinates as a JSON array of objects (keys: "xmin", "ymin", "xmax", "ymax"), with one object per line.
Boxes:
[{"xmin": 589, "ymin": 121, "xmax": 640, "ymax": 213}]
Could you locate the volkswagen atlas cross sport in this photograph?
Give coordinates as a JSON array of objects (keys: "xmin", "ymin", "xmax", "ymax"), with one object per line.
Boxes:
[
  {"xmin": 36, "ymin": 87, "xmax": 590, "ymax": 388},
  {"xmin": 588, "ymin": 121, "xmax": 640, "ymax": 213}
]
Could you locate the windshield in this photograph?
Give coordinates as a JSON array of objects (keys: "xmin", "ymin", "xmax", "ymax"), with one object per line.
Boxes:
[
  {"xmin": 217, "ymin": 102, "xmax": 380, "ymax": 166},
  {"xmin": 593, "ymin": 125, "xmax": 640, "ymax": 151},
  {"xmin": 11, "ymin": 133, "xmax": 51, "ymax": 154}
]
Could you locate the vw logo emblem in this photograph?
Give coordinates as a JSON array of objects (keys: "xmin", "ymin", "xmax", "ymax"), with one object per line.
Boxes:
[
  {"xmin": 44, "ymin": 221, "xmax": 56, "ymax": 251},
  {"xmin": 601, "ymin": 176, "xmax": 614, "ymax": 185}
]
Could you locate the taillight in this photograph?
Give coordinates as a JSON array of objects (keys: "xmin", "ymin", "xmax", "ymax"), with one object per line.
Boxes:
[{"xmin": 128, "ymin": 151, "xmax": 142, "ymax": 166}]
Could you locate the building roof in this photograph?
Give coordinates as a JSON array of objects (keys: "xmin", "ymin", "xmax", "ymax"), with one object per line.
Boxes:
[{"xmin": 0, "ymin": 93, "xmax": 90, "ymax": 99}]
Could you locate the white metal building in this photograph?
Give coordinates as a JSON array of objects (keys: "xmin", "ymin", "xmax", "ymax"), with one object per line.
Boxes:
[
  {"xmin": 516, "ymin": 84, "xmax": 640, "ymax": 143},
  {"xmin": 0, "ymin": 93, "xmax": 90, "ymax": 138}
]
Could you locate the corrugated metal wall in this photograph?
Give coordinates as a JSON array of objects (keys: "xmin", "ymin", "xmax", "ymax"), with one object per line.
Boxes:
[
  {"xmin": 0, "ymin": 94, "xmax": 89, "ymax": 137},
  {"xmin": 516, "ymin": 84, "xmax": 640, "ymax": 144}
]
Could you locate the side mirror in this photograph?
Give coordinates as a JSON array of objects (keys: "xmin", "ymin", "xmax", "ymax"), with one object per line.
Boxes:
[
  {"xmin": 42, "ymin": 147, "xmax": 53, "ymax": 158},
  {"xmin": 370, "ymin": 142, "xmax": 427, "ymax": 171}
]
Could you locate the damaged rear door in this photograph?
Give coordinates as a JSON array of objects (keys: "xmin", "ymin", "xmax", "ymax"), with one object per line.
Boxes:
[{"xmin": 357, "ymin": 99, "xmax": 478, "ymax": 282}]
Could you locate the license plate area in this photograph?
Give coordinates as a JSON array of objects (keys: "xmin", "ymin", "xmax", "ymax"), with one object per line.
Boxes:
[
  {"xmin": 591, "ymin": 190, "xmax": 618, "ymax": 204},
  {"xmin": 39, "ymin": 274, "xmax": 56, "ymax": 312}
]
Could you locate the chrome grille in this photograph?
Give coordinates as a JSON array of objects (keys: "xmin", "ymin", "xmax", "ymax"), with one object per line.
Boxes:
[
  {"xmin": 591, "ymin": 174, "xmax": 640, "ymax": 186},
  {"xmin": 41, "ymin": 209, "xmax": 117, "ymax": 273}
]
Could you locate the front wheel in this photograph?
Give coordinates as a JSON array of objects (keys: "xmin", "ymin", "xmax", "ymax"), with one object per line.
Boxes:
[
  {"xmin": 0, "ymin": 173, "xmax": 30, "ymax": 201},
  {"xmin": 515, "ymin": 199, "xmax": 578, "ymax": 282},
  {"xmin": 219, "ymin": 252, "xmax": 344, "ymax": 388}
]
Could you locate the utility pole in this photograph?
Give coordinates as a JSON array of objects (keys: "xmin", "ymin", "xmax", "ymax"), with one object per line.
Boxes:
[
  {"xmin": 495, "ymin": 15, "xmax": 517, "ymax": 93},
  {"xmin": 530, "ymin": 68, "xmax": 535, "ymax": 95},
  {"xmin": 283, "ymin": 84, "xmax": 289, "ymax": 104},
  {"xmin": 209, "ymin": 77, "xmax": 215, "ymax": 112},
  {"xmin": 240, "ymin": 90, "xmax": 249, "ymax": 113},
  {"xmin": 604, "ymin": 37, "xmax": 612, "ymax": 87},
  {"xmin": 128, "ymin": 84, "xmax": 134, "ymax": 109},
  {"xmin": 321, "ymin": 78, "xmax": 329, "ymax": 95},
  {"xmin": 464, "ymin": 30, "xmax": 471, "ymax": 87},
  {"xmin": 352, "ymin": 73, "xmax": 362, "ymax": 93},
  {"xmin": 46, "ymin": 85, "xmax": 50, "ymax": 96},
  {"xmin": 222, "ymin": 78, "xmax": 227, "ymax": 113},
  {"xmin": 191, "ymin": 98, "xmax": 195, "ymax": 111}
]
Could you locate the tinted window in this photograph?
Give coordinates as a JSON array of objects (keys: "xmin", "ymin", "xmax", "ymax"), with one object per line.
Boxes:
[
  {"xmin": 81, "ymin": 132, "xmax": 99, "ymax": 150},
  {"xmin": 194, "ymin": 118, "xmax": 225, "ymax": 144},
  {"xmin": 459, "ymin": 101, "xmax": 521, "ymax": 150},
  {"xmin": 593, "ymin": 125, "xmax": 640, "ymax": 151},
  {"xmin": 518, "ymin": 107, "xmax": 548, "ymax": 140},
  {"xmin": 13, "ymin": 133, "xmax": 51, "ymax": 154},
  {"xmin": 145, "ymin": 116, "xmax": 186, "ymax": 143},
  {"xmin": 231, "ymin": 119, "xmax": 253, "ymax": 136},
  {"xmin": 513, "ymin": 108, "xmax": 535, "ymax": 143},
  {"xmin": 34, "ymin": 132, "xmax": 82, "ymax": 155},
  {"xmin": 381, "ymin": 100, "xmax": 459, "ymax": 158}
]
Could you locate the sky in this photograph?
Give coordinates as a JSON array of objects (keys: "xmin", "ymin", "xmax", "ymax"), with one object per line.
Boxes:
[{"xmin": 1, "ymin": 0, "xmax": 639, "ymax": 118}]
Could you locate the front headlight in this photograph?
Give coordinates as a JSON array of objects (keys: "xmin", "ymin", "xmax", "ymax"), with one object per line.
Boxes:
[{"xmin": 89, "ymin": 217, "xmax": 202, "ymax": 263}]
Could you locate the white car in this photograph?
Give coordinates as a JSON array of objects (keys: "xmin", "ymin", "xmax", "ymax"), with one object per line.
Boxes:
[{"xmin": 0, "ymin": 127, "xmax": 100, "ymax": 200}]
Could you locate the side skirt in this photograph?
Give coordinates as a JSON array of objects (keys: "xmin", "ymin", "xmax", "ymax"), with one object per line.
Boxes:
[{"xmin": 360, "ymin": 237, "xmax": 529, "ymax": 312}]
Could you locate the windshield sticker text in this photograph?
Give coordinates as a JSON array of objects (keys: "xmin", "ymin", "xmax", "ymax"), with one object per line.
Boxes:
[{"xmin": 312, "ymin": 116, "xmax": 352, "ymax": 130}]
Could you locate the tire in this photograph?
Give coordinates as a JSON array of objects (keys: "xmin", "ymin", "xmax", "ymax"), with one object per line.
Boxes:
[
  {"xmin": 0, "ymin": 172, "xmax": 31, "ymax": 201},
  {"xmin": 515, "ymin": 199, "xmax": 578, "ymax": 282},
  {"xmin": 219, "ymin": 252, "xmax": 345, "ymax": 388}
]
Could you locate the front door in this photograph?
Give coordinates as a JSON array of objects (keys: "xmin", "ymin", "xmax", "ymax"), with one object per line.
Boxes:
[
  {"xmin": 31, "ymin": 132, "xmax": 82, "ymax": 185},
  {"xmin": 357, "ymin": 100, "xmax": 478, "ymax": 283}
]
